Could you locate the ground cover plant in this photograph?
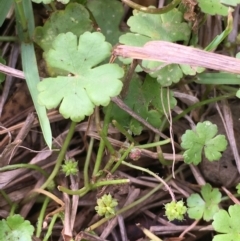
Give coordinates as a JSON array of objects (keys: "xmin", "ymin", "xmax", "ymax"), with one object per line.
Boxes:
[{"xmin": 1, "ymin": 0, "xmax": 240, "ymax": 240}]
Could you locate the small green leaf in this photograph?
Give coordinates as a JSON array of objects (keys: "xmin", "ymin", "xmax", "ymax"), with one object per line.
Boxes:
[
  {"xmin": 212, "ymin": 204, "xmax": 240, "ymax": 241},
  {"xmin": 119, "ymin": 8, "xmax": 190, "ymax": 86},
  {"xmin": 38, "ymin": 32, "xmax": 123, "ymax": 122},
  {"xmin": 87, "ymin": 0, "xmax": 124, "ymax": 45},
  {"xmin": 187, "ymin": 183, "xmax": 221, "ymax": 221},
  {"xmin": 0, "ymin": 214, "xmax": 34, "ymax": 241},
  {"xmin": 33, "ymin": 3, "xmax": 93, "ymax": 52},
  {"xmin": 181, "ymin": 121, "xmax": 228, "ymax": 165}
]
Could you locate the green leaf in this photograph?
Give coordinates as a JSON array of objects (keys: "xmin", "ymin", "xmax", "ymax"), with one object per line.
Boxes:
[
  {"xmin": 111, "ymin": 74, "xmax": 176, "ymax": 135},
  {"xmin": 187, "ymin": 183, "xmax": 221, "ymax": 221},
  {"xmin": 0, "ymin": 214, "xmax": 34, "ymax": 241},
  {"xmin": 119, "ymin": 8, "xmax": 191, "ymax": 86},
  {"xmin": 212, "ymin": 204, "xmax": 240, "ymax": 241},
  {"xmin": 181, "ymin": 121, "xmax": 228, "ymax": 165},
  {"xmin": 33, "ymin": 3, "xmax": 93, "ymax": 52},
  {"xmin": 197, "ymin": 0, "xmax": 231, "ymax": 16},
  {"xmin": 196, "ymin": 72, "xmax": 240, "ymax": 85},
  {"xmin": 87, "ymin": 0, "xmax": 124, "ymax": 45},
  {"xmin": 0, "ymin": 0, "xmax": 13, "ymax": 27},
  {"xmin": 38, "ymin": 32, "xmax": 124, "ymax": 122}
]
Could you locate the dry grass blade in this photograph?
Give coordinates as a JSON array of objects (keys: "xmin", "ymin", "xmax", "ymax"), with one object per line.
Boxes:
[{"xmin": 114, "ymin": 41, "xmax": 240, "ymax": 74}]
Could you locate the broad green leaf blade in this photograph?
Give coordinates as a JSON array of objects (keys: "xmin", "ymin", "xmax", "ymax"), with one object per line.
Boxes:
[
  {"xmin": 15, "ymin": 0, "xmax": 52, "ymax": 148},
  {"xmin": 204, "ymin": 10, "xmax": 233, "ymax": 52},
  {"xmin": 33, "ymin": 3, "xmax": 93, "ymax": 52},
  {"xmin": 21, "ymin": 44, "xmax": 52, "ymax": 148},
  {"xmin": 38, "ymin": 32, "xmax": 124, "ymax": 122},
  {"xmin": 0, "ymin": 0, "xmax": 13, "ymax": 27},
  {"xmin": 0, "ymin": 214, "xmax": 34, "ymax": 241},
  {"xmin": 87, "ymin": 0, "xmax": 124, "ymax": 45},
  {"xmin": 196, "ymin": 72, "xmax": 240, "ymax": 85}
]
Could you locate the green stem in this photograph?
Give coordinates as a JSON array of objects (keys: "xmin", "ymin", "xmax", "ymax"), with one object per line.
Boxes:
[
  {"xmin": 58, "ymin": 185, "xmax": 90, "ymax": 196},
  {"xmin": 91, "ymin": 179, "xmax": 129, "ymax": 189},
  {"xmin": 110, "ymin": 143, "xmax": 134, "ymax": 173},
  {"xmin": 102, "ymin": 154, "xmax": 118, "ymax": 174},
  {"xmin": 42, "ymin": 213, "xmax": 58, "ymax": 241},
  {"xmin": 0, "ymin": 164, "xmax": 48, "ymax": 177},
  {"xmin": 173, "ymin": 92, "xmax": 235, "ymax": 122},
  {"xmin": 14, "ymin": 0, "xmax": 29, "ymax": 42},
  {"xmin": 93, "ymin": 103, "xmax": 114, "ymax": 176},
  {"xmin": 112, "ymin": 120, "xmax": 136, "ymax": 143},
  {"xmin": 40, "ymin": 121, "xmax": 76, "ymax": 190},
  {"xmin": 99, "ymin": 133, "xmax": 115, "ymax": 155},
  {"xmin": 84, "ymin": 137, "xmax": 94, "ymax": 188},
  {"xmin": 9, "ymin": 203, "xmax": 18, "ymax": 216},
  {"xmin": 88, "ymin": 165, "xmax": 186, "ymax": 231},
  {"xmin": 135, "ymin": 139, "xmax": 170, "ymax": 149},
  {"xmin": 50, "ymin": 2, "xmax": 57, "ymax": 11},
  {"xmin": 59, "ymin": 179, "xmax": 129, "ymax": 195},
  {"xmin": 36, "ymin": 197, "xmax": 50, "ymax": 238},
  {"xmin": 0, "ymin": 190, "xmax": 13, "ymax": 208},
  {"xmin": 122, "ymin": 0, "xmax": 181, "ymax": 14}
]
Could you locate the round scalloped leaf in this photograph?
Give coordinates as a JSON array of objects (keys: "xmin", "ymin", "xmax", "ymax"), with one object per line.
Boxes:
[
  {"xmin": 213, "ymin": 204, "xmax": 240, "ymax": 241},
  {"xmin": 87, "ymin": 0, "xmax": 124, "ymax": 45},
  {"xmin": 0, "ymin": 214, "xmax": 34, "ymax": 241},
  {"xmin": 127, "ymin": 8, "xmax": 190, "ymax": 42},
  {"xmin": 187, "ymin": 184, "xmax": 221, "ymax": 221},
  {"xmin": 119, "ymin": 8, "xmax": 190, "ymax": 86},
  {"xmin": 33, "ymin": 3, "xmax": 93, "ymax": 52},
  {"xmin": 38, "ymin": 32, "xmax": 123, "ymax": 122}
]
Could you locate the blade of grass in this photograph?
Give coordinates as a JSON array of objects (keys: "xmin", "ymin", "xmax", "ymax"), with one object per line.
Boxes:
[
  {"xmin": 14, "ymin": 0, "xmax": 52, "ymax": 148},
  {"xmin": 0, "ymin": 0, "xmax": 13, "ymax": 27}
]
